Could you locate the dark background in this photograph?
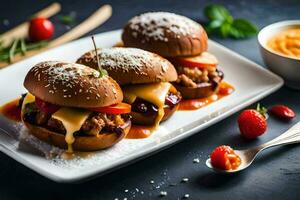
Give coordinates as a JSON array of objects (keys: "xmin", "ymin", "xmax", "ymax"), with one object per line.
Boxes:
[{"xmin": 1, "ymin": 0, "xmax": 300, "ymax": 199}]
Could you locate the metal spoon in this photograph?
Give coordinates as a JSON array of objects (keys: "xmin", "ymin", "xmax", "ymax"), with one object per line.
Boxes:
[{"xmin": 206, "ymin": 121, "xmax": 300, "ymax": 173}]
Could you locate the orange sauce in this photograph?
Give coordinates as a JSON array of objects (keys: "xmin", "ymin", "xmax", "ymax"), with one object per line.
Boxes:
[
  {"xmin": 179, "ymin": 82, "xmax": 234, "ymax": 110},
  {"xmin": 126, "ymin": 125, "xmax": 152, "ymax": 139},
  {"xmin": 267, "ymin": 28, "xmax": 300, "ymax": 59},
  {"xmin": 0, "ymin": 98, "xmax": 21, "ymax": 122}
]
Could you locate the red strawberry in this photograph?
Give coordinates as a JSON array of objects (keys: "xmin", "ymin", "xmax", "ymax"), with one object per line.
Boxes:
[
  {"xmin": 270, "ymin": 105, "xmax": 296, "ymax": 120},
  {"xmin": 238, "ymin": 104, "xmax": 267, "ymax": 139}
]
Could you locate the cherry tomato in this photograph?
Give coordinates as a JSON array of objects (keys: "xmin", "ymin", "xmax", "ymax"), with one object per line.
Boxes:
[
  {"xmin": 173, "ymin": 52, "xmax": 218, "ymax": 69},
  {"xmin": 210, "ymin": 145, "xmax": 241, "ymax": 170},
  {"xmin": 35, "ymin": 97, "xmax": 60, "ymax": 114},
  {"xmin": 29, "ymin": 17, "xmax": 54, "ymax": 41},
  {"xmin": 89, "ymin": 103, "xmax": 131, "ymax": 114}
]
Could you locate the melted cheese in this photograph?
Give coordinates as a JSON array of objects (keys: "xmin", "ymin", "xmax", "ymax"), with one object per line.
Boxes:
[
  {"xmin": 21, "ymin": 93, "xmax": 35, "ymax": 121},
  {"xmin": 52, "ymin": 108, "xmax": 91, "ymax": 152},
  {"xmin": 123, "ymin": 82, "xmax": 171, "ymax": 130},
  {"xmin": 22, "ymin": 93, "xmax": 91, "ymax": 153}
]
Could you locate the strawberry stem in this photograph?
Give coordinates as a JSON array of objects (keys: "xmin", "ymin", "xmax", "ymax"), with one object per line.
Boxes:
[{"xmin": 256, "ymin": 103, "xmax": 268, "ymax": 119}]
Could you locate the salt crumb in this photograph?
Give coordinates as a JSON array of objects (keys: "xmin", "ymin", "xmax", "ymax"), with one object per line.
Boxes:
[
  {"xmin": 3, "ymin": 19, "xmax": 9, "ymax": 26},
  {"xmin": 182, "ymin": 178, "xmax": 189, "ymax": 182},
  {"xmin": 160, "ymin": 191, "xmax": 167, "ymax": 197}
]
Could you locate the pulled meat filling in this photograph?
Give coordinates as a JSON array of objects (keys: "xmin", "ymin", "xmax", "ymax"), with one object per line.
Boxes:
[
  {"xmin": 23, "ymin": 103, "xmax": 128, "ymax": 136},
  {"xmin": 175, "ymin": 66, "xmax": 223, "ymax": 88}
]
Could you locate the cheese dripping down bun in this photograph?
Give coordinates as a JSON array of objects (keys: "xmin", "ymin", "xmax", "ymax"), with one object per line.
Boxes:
[
  {"xmin": 122, "ymin": 12, "xmax": 208, "ymax": 57},
  {"xmin": 77, "ymin": 48, "xmax": 181, "ymax": 130}
]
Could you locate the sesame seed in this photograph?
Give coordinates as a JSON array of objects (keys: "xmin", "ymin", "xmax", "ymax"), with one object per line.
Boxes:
[
  {"xmin": 183, "ymin": 194, "xmax": 190, "ymax": 198},
  {"xmin": 124, "ymin": 189, "xmax": 128, "ymax": 193},
  {"xmin": 150, "ymin": 180, "xmax": 155, "ymax": 184}
]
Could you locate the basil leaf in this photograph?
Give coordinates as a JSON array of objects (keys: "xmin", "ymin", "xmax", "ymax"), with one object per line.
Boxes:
[
  {"xmin": 229, "ymin": 19, "xmax": 258, "ymax": 39},
  {"xmin": 219, "ymin": 22, "xmax": 232, "ymax": 38},
  {"xmin": 204, "ymin": 4, "xmax": 233, "ymax": 23},
  {"xmin": 205, "ymin": 20, "xmax": 223, "ymax": 33}
]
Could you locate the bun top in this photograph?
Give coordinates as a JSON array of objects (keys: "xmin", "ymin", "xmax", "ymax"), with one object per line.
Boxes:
[
  {"xmin": 122, "ymin": 12, "xmax": 208, "ymax": 57},
  {"xmin": 76, "ymin": 47, "xmax": 177, "ymax": 85},
  {"xmin": 24, "ymin": 61, "xmax": 123, "ymax": 108}
]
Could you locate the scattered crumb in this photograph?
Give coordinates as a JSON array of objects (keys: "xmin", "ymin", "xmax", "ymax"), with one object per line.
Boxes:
[
  {"xmin": 182, "ymin": 178, "xmax": 189, "ymax": 183},
  {"xmin": 160, "ymin": 191, "xmax": 167, "ymax": 197},
  {"xmin": 3, "ymin": 19, "xmax": 9, "ymax": 26},
  {"xmin": 150, "ymin": 180, "xmax": 155, "ymax": 184},
  {"xmin": 124, "ymin": 189, "xmax": 129, "ymax": 193},
  {"xmin": 193, "ymin": 158, "xmax": 200, "ymax": 163},
  {"xmin": 183, "ymin": 194, "xmax": 190, "ymax": 198}
]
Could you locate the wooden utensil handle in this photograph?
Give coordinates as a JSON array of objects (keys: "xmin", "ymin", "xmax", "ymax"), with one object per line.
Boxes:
[
  {"xmin": 0, "ymin": 2, "xmax": 61, "ymax": 47},
  {"xmin": 48, "ymin": 4, "xmax": 112, "ymax": 48}
]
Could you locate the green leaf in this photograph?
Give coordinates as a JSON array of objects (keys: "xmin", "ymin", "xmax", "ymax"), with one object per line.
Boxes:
[
  {"xmin": 219, "ymin": 22, "xmax": 232, "ymax": 38},
  {"xmin": 229, "ymin": 19, "xmax": 258, "ymax": 39},
  {"xmin": 99, "ymin": 69, "xmax": 108, "ymax": 77},
  {"xmin": 204, "ymin": 4, "xmax": 233, "ymax": 23},
  {"xmin": 205, "ymin": 20, "xmax": 223, "ymax": 33},
  {"xmin": 59, "ymin": 15, "xmax": 76, "ymax": 25}
]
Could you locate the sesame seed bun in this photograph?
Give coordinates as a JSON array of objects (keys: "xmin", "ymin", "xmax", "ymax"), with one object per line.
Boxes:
[
  {"xmin": 122, "ymin": 12, "xmax": 208, "ymax": 57},
  {"xmin": 24, "ymin": 61, "xmax": 123, "ymax": 108},
  {"xmin": 76, "ymin": 47, "xmax": 177, "ymax": 85},
  {"xmin": 23, "ymin": 119, "xmax": 131, "ymax": 151}
]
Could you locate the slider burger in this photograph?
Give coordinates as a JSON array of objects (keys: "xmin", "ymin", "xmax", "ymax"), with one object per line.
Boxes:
[
  {"xmin": 77, "ymin": 47, "xmax": 181, "ymax": 128},
  {"xmin": 21, "ymin": 61, "xmax": 131, "ymax": 152},
  {"xmin": 122, "ymin": 12, "xmax": 224, "ymax": 99}
]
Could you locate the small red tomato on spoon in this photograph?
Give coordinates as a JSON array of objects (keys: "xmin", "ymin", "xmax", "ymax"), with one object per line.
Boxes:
[{"xmin": 29, "ymin": 17, "xmax": 54, "ymax": 41}]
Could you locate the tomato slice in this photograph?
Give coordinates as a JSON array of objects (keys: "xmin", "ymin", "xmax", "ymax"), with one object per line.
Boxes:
[
  {"xmin": 89, "ymin": 103, "xmax": 131, "ymax": 114},
  {"xmin": 35, "ymin": 97, "xmax": 60, "ymax": 114},
  {"xmin": 174, "ymin": 52, "xmax": 218, "ymax": 69}
]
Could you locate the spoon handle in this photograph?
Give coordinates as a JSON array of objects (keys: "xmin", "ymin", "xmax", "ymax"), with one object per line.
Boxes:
[{"xmin": 261, "ymin": 121, "xmax": 300, "ymax": 149}]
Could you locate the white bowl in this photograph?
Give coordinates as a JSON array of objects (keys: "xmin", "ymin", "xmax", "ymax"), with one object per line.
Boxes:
[{"xmin": 258, "ymin": 20, "xmax": 300, "ymax": 89}]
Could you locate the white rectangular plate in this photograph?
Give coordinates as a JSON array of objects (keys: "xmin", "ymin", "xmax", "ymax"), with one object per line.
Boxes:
[{"xmin": 0, "ymin": 30, "xmax": 283, "ymax": 182}]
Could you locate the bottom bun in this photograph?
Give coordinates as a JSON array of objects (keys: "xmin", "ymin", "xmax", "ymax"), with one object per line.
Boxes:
[
  {"xmin": 24, "ymin": 120, "xmax": 131, "ymax": 151},
  {"xmin": 173, "ymin": 82, "xmax": 220, "ymax": 99},
  {"xmin": 131, "ymin": 104, "xmax": 179, "ymax": 126}
]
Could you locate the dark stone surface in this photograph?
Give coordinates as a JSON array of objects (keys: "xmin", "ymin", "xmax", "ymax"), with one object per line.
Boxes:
[{"xmin": 1, "ymin": 0, "xmax": 300, "ymax": 199}]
